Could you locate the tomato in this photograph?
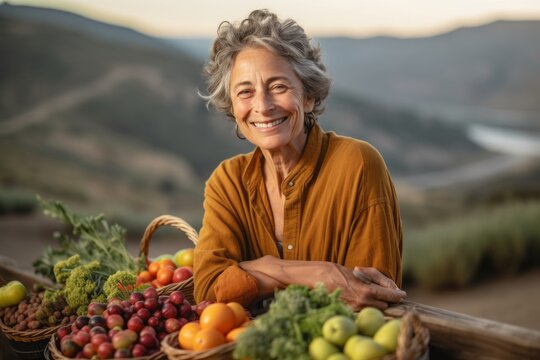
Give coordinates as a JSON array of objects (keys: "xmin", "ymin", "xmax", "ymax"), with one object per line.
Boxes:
[{"xmin": 0, "ymin": 281, "xmax": 27, "ymax": 308}]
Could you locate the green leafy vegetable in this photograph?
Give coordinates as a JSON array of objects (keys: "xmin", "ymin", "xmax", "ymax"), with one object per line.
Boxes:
[
  {"xmin": 233, "ymin": 284, "xmax": 354, "ymax": 360},
  {"xmin": 33, "ymin": 196, "xmax": 143, "ymax": 281}
]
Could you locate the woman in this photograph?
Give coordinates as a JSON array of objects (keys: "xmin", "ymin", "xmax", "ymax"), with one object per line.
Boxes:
[{"xmin": 193, "ymin": 9, "xmax": 406, "ymax": 310}]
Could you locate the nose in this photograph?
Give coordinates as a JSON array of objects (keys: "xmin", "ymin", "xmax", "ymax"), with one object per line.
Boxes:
[{"xmin": 253, "ymin": 90, "xmax": 274, "ymax": 114}]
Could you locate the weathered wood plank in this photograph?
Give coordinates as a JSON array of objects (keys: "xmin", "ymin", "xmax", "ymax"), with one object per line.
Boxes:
[{"xmin": 385, "ymin": 300, "xmax": 540, "ymax": 360}]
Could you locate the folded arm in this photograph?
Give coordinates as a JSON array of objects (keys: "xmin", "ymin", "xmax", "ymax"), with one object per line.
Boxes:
[{"xmin": 240, "ymin": 255, "xmax": 406, "ymax": 310}]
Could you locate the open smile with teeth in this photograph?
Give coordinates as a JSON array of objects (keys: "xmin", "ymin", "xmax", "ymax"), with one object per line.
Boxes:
[{"xmin": 251, "ymin": 117, "xmax": 288, "ymax": 128}]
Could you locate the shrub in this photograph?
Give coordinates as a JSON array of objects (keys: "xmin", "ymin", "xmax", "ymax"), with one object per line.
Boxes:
[{"xmin": 403, "ymin": 200, "xmax": 540, "ymax": 289}]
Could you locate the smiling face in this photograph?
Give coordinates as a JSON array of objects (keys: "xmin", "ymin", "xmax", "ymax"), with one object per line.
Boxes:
[{"xmin": 230, "ymin": 47, "xmax": 314, "ymax": 153}]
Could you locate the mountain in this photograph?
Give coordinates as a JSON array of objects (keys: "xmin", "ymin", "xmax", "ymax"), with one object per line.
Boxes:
[
  {"xmin": 0, "ymin": 4, "xmax": 485, "ymax": 219},
  {"xmin": 171, "ymin": 21, "xmax": 540, "ymax": 126},
  {"xmin": 319, "ymin": 21, "xmax": 540, "ymax": 124}
]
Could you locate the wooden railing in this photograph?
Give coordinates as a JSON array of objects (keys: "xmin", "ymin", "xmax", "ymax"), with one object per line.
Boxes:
[{"xmin": 386, "ymin": 300, "xmax": 540, "ymax": 359}]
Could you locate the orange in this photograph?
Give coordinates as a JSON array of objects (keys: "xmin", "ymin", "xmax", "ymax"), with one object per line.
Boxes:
[
  {"xmin": 148, "ymin": 261, "xmax": 161, "ymax": 277},
  {"xmin": 192, "ymin": 328, "xmax": 226, "ymax": 351},
  {"xmin": 178, "ymin": 322, "xmax": 201, "ymax": 350},
  {"xmin": 159, "ymin": 258, "xmax": 177, "ymax": 269},
  {"xmin": 156, "ymin": 267, "xmax": 174, "ymax": 286},
  {"xmin": 138, "ymin": 270, "xmax": 153, "ymax": 283},
  {"xmin": 199, "ymin": 303, "xmax": 236, "ymax": 335},
  {"xmin": 226, "ymin": 302, "xmax": 248, "ymax": 327},
  {"xmin": 226, "ymin": 327, "xmax": 247, "ymax": 342}
]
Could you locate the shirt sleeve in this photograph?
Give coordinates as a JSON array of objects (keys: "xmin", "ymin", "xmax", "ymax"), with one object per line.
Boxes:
[
  {"xmin": 193, "ymin": 165, "xmax": 259, "ymax": 306},
  {"xmin": 344, "ymin": 144, "xmax": 403, "ymax": 286}
]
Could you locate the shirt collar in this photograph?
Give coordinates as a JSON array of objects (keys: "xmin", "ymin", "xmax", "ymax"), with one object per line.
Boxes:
[{"xmin": 242, "ymin": 123, "xmax": 325, "ymax": 194}]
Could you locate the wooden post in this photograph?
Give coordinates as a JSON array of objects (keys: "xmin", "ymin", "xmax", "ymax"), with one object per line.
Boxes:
[{"xmin": 385, "ymin": 300, "xmax": 540, "ymax": 360}]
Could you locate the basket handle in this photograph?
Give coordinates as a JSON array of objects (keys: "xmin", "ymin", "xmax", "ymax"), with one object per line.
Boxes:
[
  {"xmin": 396, "ymin": 308, "xmax": 430, "ymax": 360},
  {"xmin": 139, "ymin": 215, "xmax": 199, "ymax": 260}
]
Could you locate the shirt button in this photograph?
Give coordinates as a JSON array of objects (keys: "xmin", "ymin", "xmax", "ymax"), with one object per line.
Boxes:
[
  {"xmin": 287, "ymin": 244, "xmax": 293, "ymax": 250},
  {"xmin": 288, "ymin": 181, "xmax": 294, "ymax": 187}
]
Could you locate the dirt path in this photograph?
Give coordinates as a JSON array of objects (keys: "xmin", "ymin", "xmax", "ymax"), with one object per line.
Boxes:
[
  {"xmin": 1, "ymin": 213, "xmax": 539, "ymax": 331},
  {"xmin": 0, "ymin": 65, "xmax": 173, "ymax": 135},
  {"xmin": 405, "ymin": 268, "xmax": 540, "ymax": 330}
]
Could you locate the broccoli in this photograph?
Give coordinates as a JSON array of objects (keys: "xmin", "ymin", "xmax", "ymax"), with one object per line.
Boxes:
[
  {"xmin": 103, "ymin": 271, "xmax": 137, "ymax": 300},
  {"xmin": 53, "ymin": 254, "xmax": 82, "ymax": 285},
  {"xmin": 233, "ymin": 284, "xmax": 354, "ymax": 360},
  {"xmin": 64, "ymin": 260, "xmax": 107, "ymax": 315}
]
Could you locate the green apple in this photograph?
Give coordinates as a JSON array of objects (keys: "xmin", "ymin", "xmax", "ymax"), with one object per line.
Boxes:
[
  {"xmin": 373, "ymin": 319, "xmax": 401, "ymax": 353},
  {"xmin": 327, "ymin": 353, "xmax": 349, "ymax": 360},
  {"xmin": 309, "ymin": 336, "xmax": 339, "ymax": 360},
  {"xmin": 355, "ymin": 307, "xmax": 385, "ymax": 336},
  {"xmin": 152, "ymin": 253, "xmax": 174, "ymax": 262},
  {"xmin": 344, "ymin": 335, "xmax": 387, "ymax": 360},
  {"xmin": 0, "ymin": 280, "xmax": 27, "ymax": 308},
  {"xmin": 322, "ymin": 315, "xmax": 357, "ymax": 347}
]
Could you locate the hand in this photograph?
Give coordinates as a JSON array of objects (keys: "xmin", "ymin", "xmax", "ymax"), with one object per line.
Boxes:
[{"xmin": 331, "ymin": 265, "xmax": 406, "ymax": 311}]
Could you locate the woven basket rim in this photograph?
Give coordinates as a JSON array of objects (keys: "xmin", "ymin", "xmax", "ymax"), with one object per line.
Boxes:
[
  {"xmin": 0, "ymin": 317, "xmax": 63, "ymax": 342},
  {"xmin": 161, "ymin": 331, "xmax": 236, "ymax": 360}
]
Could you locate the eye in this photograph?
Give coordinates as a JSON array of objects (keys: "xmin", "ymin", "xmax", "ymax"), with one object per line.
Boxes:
[
  {"xmin": 271, "ymin": 84, "xmax": 288, "ymax": 93},
  {"xmin": 237, "ymin": 89, "xmax": 253, "ymax": 99}
]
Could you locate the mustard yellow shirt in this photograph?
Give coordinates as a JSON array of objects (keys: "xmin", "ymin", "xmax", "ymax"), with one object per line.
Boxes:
[{"xmin": 194, "ymin": 124, "xmax": 402, "ymax": 305}]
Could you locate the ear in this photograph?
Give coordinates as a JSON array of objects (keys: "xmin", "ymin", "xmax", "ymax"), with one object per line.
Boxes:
[{"xmin": 304, "ymin": 97, "xmax": 315, "ymax": 113}]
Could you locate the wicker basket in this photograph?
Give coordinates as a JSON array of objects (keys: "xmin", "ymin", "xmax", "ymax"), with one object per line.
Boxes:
[
  {"xmin": 0, "ymin": 318, "xmax": 63, "ymax": 360},
  {"xmin": 139, "ymin": 215, "xmax": 199, "ymax": 304},
  {"xmin": 45, "ymin": 333, "xmax": 167, "ymax": 359},
  {"xmin": 383, "ymin": 310, "xmax": 430, "ymax": 360},
  {"xmin": 161, "ymin": 331, "xmax": 235, "ymax": 360}
]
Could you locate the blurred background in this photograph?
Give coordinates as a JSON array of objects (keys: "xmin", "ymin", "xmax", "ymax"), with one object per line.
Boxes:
[{"xmin": 1, "ymin": 0, "xmax": 539, "ymax": 329}]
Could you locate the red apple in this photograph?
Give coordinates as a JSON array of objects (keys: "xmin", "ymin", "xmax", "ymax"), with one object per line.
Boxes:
[
  {"xmin": 130, "ymin": 292, "xmax": 145, "ymax": 304},
  {"xmin": 60, "ymin": 339, "xmax": 78, "ymax": 358},
  {"xmin": 106, "ymin": 314, "xmax": 125, "ymax": 329},
  {"xmin": 114, "ymin": 348, "xmax": 131, "ymax": 358},
  {"xmin": 132, "ymin": 343, "xmax": 147, "ymax": 357},
  {"xmin": 164, "ymin": 318, "xmax": 182, "ymax": 334},
  {"xmin": 134, "ymin": 300, "xmax": 145, "ymax": 311},
  {"xmin": 90, "ymin": 333, "xmax": 109, "ymax": 348},
  {"xmin": 144, "ymin": 297, "xmax": 158, "ymax": 311},
  {"xmin": 140, "ymin": 326, "xmax": 156, "ymax": 338},
  {"xmin": 136, "ymin": 307, "xmax": 151, "ymax": 321},
  {"xmin": 107, "ymin": 304, "xmax": 123, "ymax": 316},
  {"xmin": 72, "ymin": 331, "xmax": 91, "ymax": 347},
  {"xmin": 88, "ymin": 302, "xmax": 107, "ymax": 316},
  {"xmin": 172, "ymin": 267, "xmax": 193, "ymax": 283},
  {"xmin": 161, "ymin": 303, "xmax": 177, "ymax": 319},
  {"xmin": 147, "ymin": 316, "xmax": 159, "ymax": 328},
  {"xmin": 89, "ymin": 326, "xmax": 107, "ymax": 336},
  {"xmin": 56, "ymin": 326, "xmax": 70, "ymax": 340},
  {"xmin": 82, "ymin": 343, "xmax": 96, "ymax": 358},
  {"xmin": 168, "ymin": 291, "xmax": 184, "ymax": 305},
  {"xmin": 139, "ymin": 333, "xmax": 159, "ymax": 349},
  {"xmin": 143, "ymin": 287, "xmax": 158, "ymax": 300},
  {"xmin": 97, "ymin": 342, "xmax": 115, "ymax": 359},
  {"xmin": 88, "ymin": 315, "xmax": 106, "ymax": 328},
  {"xmin": 127, "ymin": 316, "xmax": 145, "ymax": 333}
]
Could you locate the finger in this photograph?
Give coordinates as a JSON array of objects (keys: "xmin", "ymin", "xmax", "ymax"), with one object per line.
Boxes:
[
  {"xmin": 369, "ymin": 284, "xmax": 406, "ymax": 303},
  {"xmin": 356, "ymin": 267, "xmax": 400, "ymax": 290},
  {"xmin": 352, "ymin": 268, "xmax": 372, "ymax": 284}
]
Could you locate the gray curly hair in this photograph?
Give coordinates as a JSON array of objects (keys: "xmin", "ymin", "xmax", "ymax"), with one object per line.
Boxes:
[{"xmin": 201, "ymin": 9, "xmax": 331, "ymax": 130}]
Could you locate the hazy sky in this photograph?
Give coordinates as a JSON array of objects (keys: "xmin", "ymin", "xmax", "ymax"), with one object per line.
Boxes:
[{"xmin": 6, "ymin": 0, "xmax": 540, "ymax": 37}]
